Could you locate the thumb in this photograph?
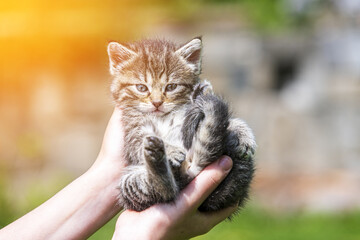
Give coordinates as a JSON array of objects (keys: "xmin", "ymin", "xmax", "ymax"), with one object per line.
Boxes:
[{"xmin": 177, "ymin": 156, "xmax": 233, "ymax": 211}]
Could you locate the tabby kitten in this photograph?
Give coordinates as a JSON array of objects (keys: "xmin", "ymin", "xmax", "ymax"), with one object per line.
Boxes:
[{"xmin": 107, "ymin": 37, "xmax": 256, "ymax": 213}]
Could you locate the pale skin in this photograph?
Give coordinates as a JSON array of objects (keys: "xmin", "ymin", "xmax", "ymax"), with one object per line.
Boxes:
[{"xmin": 0, "ymin": 108, "xmax": 236, "ymax": 240}]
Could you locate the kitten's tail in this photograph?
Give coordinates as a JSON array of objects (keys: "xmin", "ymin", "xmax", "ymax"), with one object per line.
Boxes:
[{"xmin": 181, "ymin": 94, "xmax": 230, "ymax": 180}]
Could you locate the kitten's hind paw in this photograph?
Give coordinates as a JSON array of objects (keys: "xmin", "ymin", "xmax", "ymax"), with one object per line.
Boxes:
[
  {"xmin": 144, "ymin": 136, "xmax": 165, "ymax": 161},
  {"xmin": 238, "ymin": 131, "xmax": 256, "ymax": 158},
  {"xmin": 226, "ymin": 119, "xmax": 256, "ymax": 159},
  {"xmin": 144, "ymin": 136, "xmax": 170, "ymax": 174}
]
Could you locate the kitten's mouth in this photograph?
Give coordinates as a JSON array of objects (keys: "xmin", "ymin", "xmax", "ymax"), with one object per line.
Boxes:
[{"xmin": 153, "ymin": 109, "xmax": 164, "ymax": 115}]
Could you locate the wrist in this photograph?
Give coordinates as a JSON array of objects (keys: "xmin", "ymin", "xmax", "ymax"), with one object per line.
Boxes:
[
  {"xmin": 87, "ymin": 156, "xmax": 124, "ymax": 207},
  {"xmin": 50, "ymin": 161, "xmax": 123, "ymax": 239}
]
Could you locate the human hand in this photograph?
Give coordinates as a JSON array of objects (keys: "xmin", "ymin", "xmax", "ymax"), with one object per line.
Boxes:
[{"xmin": 112, "ymin": 156, "xmax": 236, "ymax": 240}]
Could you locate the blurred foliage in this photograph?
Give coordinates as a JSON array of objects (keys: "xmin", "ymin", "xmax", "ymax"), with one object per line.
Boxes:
[
  {"xmin": 204, "ymin": 0, "xmax": 293, "ymax": 31},
  {"xmin": 239, "ymin": 0, "xmax": 296, "ymax": 31},
  {"xmin": 0, "ymin": 173, "xmax": 16, "ymax": 228},
  {"xmin": 185, "ymin": 0, "xmax": 318, "ymax": 31},
  {"xmin": 0, "ymin": 187, "xmax": 15, "ymax": 228},
  {"xmin": 154, "ymin": 0, "xmax": 316, "ymax": 31},
  {"xmin": 0, "ymin": 172, "xmax": 73, "ymax": 228}
]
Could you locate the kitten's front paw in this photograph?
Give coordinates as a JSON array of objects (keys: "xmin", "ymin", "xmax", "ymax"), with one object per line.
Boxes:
[
  {"xmin": 191, "ymin": 80, "xmax": 213, "ymax": 101},
  {"xmin": 144, "ymin": 136, "xmax": 165, "ymax": 163}
]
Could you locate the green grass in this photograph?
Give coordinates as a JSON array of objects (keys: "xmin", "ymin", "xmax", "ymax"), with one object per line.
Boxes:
[
  {"xmin": 194, "ymin": 208, "xmax": 360, "ymax": 240},
  {"xmin": 88, "ymin": 208, "xmax": 360, "ymax": 240}
]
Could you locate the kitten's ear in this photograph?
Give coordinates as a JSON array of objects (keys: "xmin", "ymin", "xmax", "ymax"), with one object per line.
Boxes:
[
  {"xmin": 107, "ymin": 42, "xmax": 137, "ymax": 75},
  {"xmin": 176, "ymin": 37, "xmax": 202, "ymax": 74}
]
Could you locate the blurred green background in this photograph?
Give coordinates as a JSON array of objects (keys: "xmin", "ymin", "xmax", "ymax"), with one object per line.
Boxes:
[{"xmin": 1, "ymin": 0, "xmax": 360, "ymax": 239}]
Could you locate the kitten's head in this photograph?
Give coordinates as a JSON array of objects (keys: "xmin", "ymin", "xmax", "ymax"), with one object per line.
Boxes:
[{"xmin": 107, "ymin": 37, "xmax": 202, "ymax": 116}]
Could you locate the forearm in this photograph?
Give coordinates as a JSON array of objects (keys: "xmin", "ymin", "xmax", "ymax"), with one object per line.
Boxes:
[{"xmin": 0, "ymin": 159, "xmax": 122, "ymax": 240}]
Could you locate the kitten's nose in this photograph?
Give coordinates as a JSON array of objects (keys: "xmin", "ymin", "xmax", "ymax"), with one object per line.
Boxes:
[{"xmin": 152, "ymin": 101, "xmax": 163, "ymax": 108}]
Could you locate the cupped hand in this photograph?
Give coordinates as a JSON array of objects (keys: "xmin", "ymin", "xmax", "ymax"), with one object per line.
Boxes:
[{"xmin": 112, "ymin": 156, "xmax": 236, "ymax": 240}]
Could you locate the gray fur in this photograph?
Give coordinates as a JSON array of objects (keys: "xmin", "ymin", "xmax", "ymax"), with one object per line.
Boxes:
[{"xmin": 107, "ymin": 38, "xmax": 256, "ymax": 215}]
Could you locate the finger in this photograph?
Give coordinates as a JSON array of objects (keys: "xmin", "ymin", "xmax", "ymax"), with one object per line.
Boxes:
[
  {"xmin": 105, "ymin": 108, "xmax": 123, "ymax": 135},
  {"xmin": 100, "ymin": 108, "xmax": 124, "ymax": 153},
  {"xmin": 177, "ymin": 156, "xmax": 233, "ymax": 211}
]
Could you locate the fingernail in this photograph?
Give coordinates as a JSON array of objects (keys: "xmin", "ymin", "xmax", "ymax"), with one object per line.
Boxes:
[{"xmin": 218, "ymin": 156, "xmax": 232, "ymax": 171}]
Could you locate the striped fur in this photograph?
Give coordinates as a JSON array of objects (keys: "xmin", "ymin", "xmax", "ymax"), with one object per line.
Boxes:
[{"xmin": 107, "ymin": 38, "xmax": 256, "ymax": 214}]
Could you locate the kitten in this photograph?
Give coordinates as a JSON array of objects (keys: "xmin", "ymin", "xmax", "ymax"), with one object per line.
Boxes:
[{"xmin": 107, "ymin": 37, "xmax": 256, "ymax": 213}]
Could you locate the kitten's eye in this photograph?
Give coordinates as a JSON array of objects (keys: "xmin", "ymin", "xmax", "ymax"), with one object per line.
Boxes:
[
  {"xmin": 165, "ymin": 83, "xmax": 177, "ymax": 92},
  {"xmin": 136, "ymin": 84, "xmax": 148, "ymax": 92}
]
